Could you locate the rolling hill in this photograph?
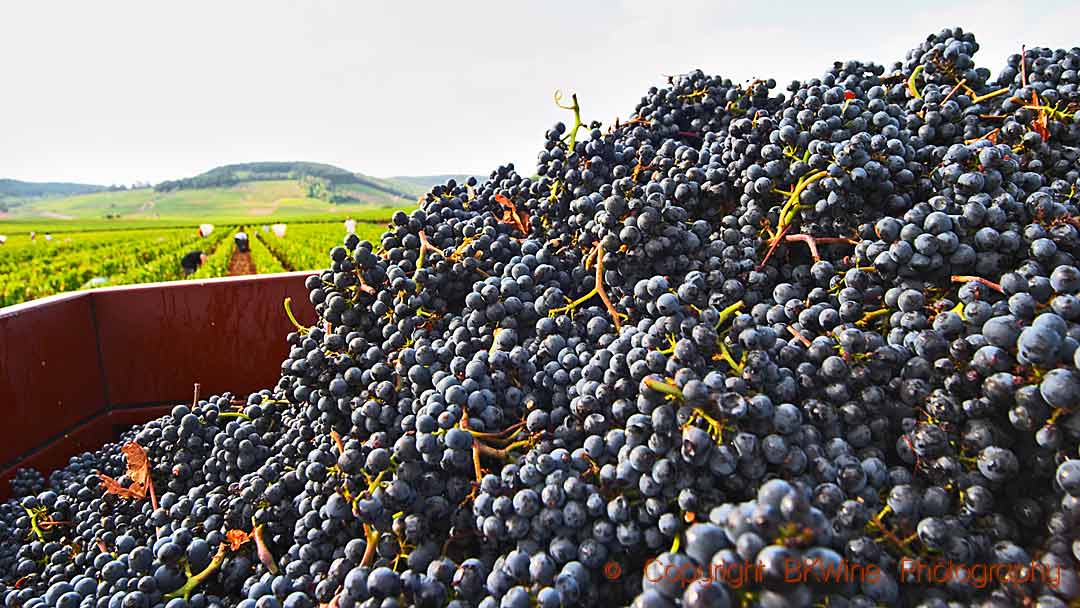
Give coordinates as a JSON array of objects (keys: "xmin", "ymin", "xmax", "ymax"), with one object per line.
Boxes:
[
  {"xmin": 0, "ymin": 163, "xmax": 475, "ymax": 223},
  {"xmin": 154, "ymin": 162, "xmax": 431, "ymax": 197},
  {"xmin": 0, "ymin": 179, "xmax": 111, "ymax": 208}
]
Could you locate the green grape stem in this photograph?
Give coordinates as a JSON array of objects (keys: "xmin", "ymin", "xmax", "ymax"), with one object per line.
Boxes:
[
  {"xmin": 555, "ymin": 90, "xmax": 584, "ymax": 152},
  {"xmin": 908, "ymin": 65, "xmax": 924, "ymax": 99},
  {"xmin": 164, "ymin": 543, "xmax": 226, "ymax": 600},
  {"xmin": 643, "ymin": 377, "xmax": 684, "ymax": 401},
  {"xmin": 283, "ymin": 297, "xmax": 309, "ymax": 334}
]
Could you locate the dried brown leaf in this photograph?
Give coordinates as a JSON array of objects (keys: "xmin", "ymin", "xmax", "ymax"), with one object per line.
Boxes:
[
  {"xmin": 98, "ymin": 473, "xmax": 146, "ymax": 500},
  {"xmin": 99, "ymin": 442, "xmax": 157, "ymax": 509},
  {"xmin": 122, "ymin": 442, "xmax": 151, "ymax": 487}
]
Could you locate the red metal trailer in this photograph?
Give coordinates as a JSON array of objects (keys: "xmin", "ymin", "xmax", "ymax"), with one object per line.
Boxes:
[{"xmin": 0, "ymin": 272, "xmax": 316, "ymax": 499}]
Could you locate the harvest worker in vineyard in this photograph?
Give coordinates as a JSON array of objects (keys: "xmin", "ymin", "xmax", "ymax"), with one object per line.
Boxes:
[
  {"xmin": 234, "ymin": 230, "xmax": 250, "ymax": 253},
  {"xmin": 180, "ymin": 250, "xmax": 207, "ymax": 276}
]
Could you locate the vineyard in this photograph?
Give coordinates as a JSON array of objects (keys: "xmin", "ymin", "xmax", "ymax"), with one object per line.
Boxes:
[{"xmin": 0, "ymin": 220, "xmax": 390, "ymax": 306}]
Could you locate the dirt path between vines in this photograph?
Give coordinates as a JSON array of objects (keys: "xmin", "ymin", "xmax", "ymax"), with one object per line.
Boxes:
[{"xmin": 228, "ymin": 251, "xmax": 256, "ymax": 275}]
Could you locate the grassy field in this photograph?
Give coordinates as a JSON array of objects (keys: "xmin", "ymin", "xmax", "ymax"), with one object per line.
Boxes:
[{"xmin": 0, "ymin": 180, "xmax": 416, "ymax": 223}]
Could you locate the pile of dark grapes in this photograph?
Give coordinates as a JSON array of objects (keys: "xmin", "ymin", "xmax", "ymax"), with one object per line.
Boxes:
[
  {"xmin": 4, "ymin": 27, "xmax": 1080, "ymax": 608},
  {"xmin": 8, "ymin": 469, "xmax": 44, "ymax": 500}
]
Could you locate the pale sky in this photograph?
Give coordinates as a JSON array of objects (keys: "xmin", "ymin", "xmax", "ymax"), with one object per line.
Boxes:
[{"xmin": 1, "ymin": 1, "xmax": 1077, "ymax": 186}]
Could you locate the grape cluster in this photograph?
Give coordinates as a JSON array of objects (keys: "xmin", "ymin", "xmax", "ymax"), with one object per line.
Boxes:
[
  {"xmin": 9, "ymin": 469, "xmax": 45, "ymax": 500},
  {"xmin": 3, "ymin": 26, "xmax": 1080, "ymax": 608}
]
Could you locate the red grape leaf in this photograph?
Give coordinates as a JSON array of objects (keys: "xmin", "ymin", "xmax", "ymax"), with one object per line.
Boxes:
[
  {"xmin": 226, "ymin": 529, "xmax": 252, "ymax": 551},
  {"xmin": 494, "ymin": 193, "xmax": 530, "ymax": 234}
]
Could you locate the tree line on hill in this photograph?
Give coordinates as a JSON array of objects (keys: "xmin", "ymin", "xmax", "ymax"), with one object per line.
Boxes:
[{"xmin": 153, "ymin": 162, "xmax": 411, "ymax": 198}]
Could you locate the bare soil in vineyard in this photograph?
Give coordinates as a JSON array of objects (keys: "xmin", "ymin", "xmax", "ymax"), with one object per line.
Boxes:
[{"xmin": 227, "ymin": 251, "xmax": 255, "ymax": 275}]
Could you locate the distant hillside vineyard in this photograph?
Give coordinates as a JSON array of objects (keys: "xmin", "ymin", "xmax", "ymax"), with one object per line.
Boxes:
[{"xmin": 0, "ymin": 163, "xmax": 477, "ymax": 221}]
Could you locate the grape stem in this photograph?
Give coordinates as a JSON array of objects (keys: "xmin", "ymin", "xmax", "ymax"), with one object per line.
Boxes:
[
  {"xmin": 965, "ymin": 128, "xmax": 1001, "ymax": 145},
  {"xmin": 856, "ymin": 308, "xmax": 891, "ymax": 328},
  {"xmin": 413, "ymin": 230, "xmax": 438, "ymax": 282},
  {"xmin": 460, "ymin": 407, "xmax": 484, "ymax": 483},
  {"xmin": 1047, "ymin": 408, "xmax": 1069, "ymax": 425},
  {"xmin": 715, "ymin": 342, "xmax": 747, "ymax": 374},
  {"xmin": 283, "ymin": 298, "xmax": 308, "ymax": 334},
  {"xmin": 786, "ymin": 325, "xmax": 812, "ymax": 347},
  {"xmin": 950, "ymin": 275, "xmax": 1003, "ymax": 294},
  {"xmin": 251, "ymin": 521, "xmax": 279, "ymax": 575},
  {"xmin": 714, "ymin": 301, "xmax": 745, "ymax": 330},
  {"xmin": 330, "ymin": 430, "xmax": 346, "ymax": 456},
  {"xmin": 942, "ymin": 78, "xmax": 967, "ymax": 104},
  {"xmin": 757, "ymin": 222, "xmax": 793, "ymax": 270},
  {"xmin": 354, "ymin": 272, "xmax": 376, "ymax": 296},
  {"xmin": 759, "ymin": 170, "xmax": 830, "ymax": 269},
  {"xmin": 164, "ymin": 543, "xmax": 226, "ymax": 600},
  {"xmin": 583, "ymin": 246, "xmax": 598, "ymax": 270},
  {"xmin": 971, "ymin": 87, "xmax": 1010, "ymax": 104},
  {"xmin": 778, "ymin": 170, "xmax": 828, "ymax": 230},
  {"xmin": 1020, "ymin": 44, "xmax": 1028, "ymax": 88},
  {"xmin": 466, "ymin": 421, "xmax": 526, "ymax": 447},
  {"xmin": 475, "ymin": 435, "xmax": 540, "ymax": 461},
  {"xmin": 908, "ymin": 65, "xmax": 924, "ymax": 99},
  {"xmin": 1022, "ymin": 102, "xmax": 1076, "ymax": 123},
  {"xmin": 360, "ymin": 523, "xmax": 380, "ymax": 568},
  {"xmin": 23, "ymin": 507, "xmax": 46, "ymax": 541},
  {"xmin": 683, "ymin": 408, "xmax": 728, "ymax": 444},
  {"xmin": 864, "ymin": 504, "xmax": 916, "ymax": 558},
  {"xmin": 448, "ymin": 236, "xmax": 476, "ymax": 261},
  {"xmin": 782, "ymin": 233, "xmax": 857, "ymax": 262},
  {"xmin": 643, "ymin": 377, "xmax": 683, "ymax": 401},
  {"xmin": 554, "ymin": 90, "xmax": 583, "ymax": 152},
  {"xmin": 947, "ymin": 301, "xmax": 968, "ymax": 321},
  {"xmin": 657, "ymin": 334, "xmax": 677, "ymax": 355},
  {"xmin": 548, "ymin": 243, "xmax": 627, "ymax": 331}
]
